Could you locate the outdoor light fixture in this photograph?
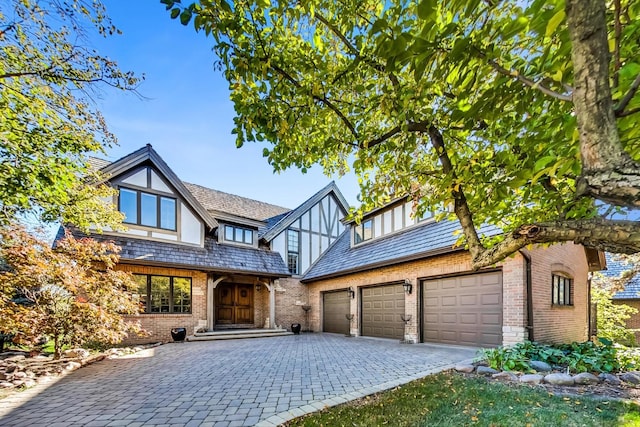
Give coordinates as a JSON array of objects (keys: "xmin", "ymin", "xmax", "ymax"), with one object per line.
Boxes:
[
  {"xmin": 348, "ymin": 286, "xmax": 355, "ymax": 299},
  {"xmin": 256, "ymin": 283, "xmax": 262, "ymax": 292},
  {"xmin": 403, "ymin": 279, "xmax": 413, "ymax": 295}
]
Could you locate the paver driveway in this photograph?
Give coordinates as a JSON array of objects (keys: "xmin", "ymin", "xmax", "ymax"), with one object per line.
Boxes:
[{"xmin": 0, "ymin": 334, "xmax": 476, "ymax": 427}]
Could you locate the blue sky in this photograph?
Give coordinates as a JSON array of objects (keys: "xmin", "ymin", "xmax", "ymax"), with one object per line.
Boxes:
[{"xmin": 91, "ymin": 1, "xmax": 359, "ymax": 209}]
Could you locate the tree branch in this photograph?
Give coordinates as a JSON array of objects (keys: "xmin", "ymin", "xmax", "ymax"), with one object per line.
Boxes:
[
  {"xmin": 613, "ymin": 0, "xmax": 622, "ymax": 89},
  {"xmin": 615, "ymin": 72, "xmax": 640, "ymax": 116},
  {"xmin": 487, "ymin": 60, "xmax": 572, "ymax": 101}
]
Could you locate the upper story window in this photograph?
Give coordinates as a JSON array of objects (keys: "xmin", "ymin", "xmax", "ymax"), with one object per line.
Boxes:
[
  {"xmin": 552, "ymin": 273, "xmax": 573, "ymax": 306},
  {"xmin": 224, "ymin": 224, "xmax": 254, "ymax": 245},
  {"xmin": 119, "ymin": 188, "xmax": 176, "ymax": 231},
  {"xmin": 354, "ymin": 219, "xmax": 373, "ymax": 244},
  {"xmin": 287, "ymin": 229, "xmax": 300, "ymax": 274}
]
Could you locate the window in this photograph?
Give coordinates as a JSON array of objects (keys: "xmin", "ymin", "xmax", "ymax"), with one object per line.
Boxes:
[
  {"xmin": 552, "ymin": 274, "xmax": 573, "ymax": 306},
  {"xmin": 287, "ymin": 229, "xmax": 300, "ymax": 274},
  {"xmin": 119, "ymin": 187, "xmax": 176, "ymax": 231},
  {"xmin": 135, "ymin": 274, "xmax": 192, "ymax": 313},
  {"xmin": 223, "ymin": 224, "xmax": 254, "ymax": 245},
  {"xmin": 354, "ymin": 219, "xmax": 373, "ymax": 244}
]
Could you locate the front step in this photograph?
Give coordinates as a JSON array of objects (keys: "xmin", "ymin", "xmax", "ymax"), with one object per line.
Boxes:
[{"xmin": 187, "ymin": 328, "xmax": 293, "ymax": 342}]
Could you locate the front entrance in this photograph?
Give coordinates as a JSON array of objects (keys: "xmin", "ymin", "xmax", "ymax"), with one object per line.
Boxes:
[{"xmin": 215, "ymin": 283, "xmax": 254, "ymax": 325}]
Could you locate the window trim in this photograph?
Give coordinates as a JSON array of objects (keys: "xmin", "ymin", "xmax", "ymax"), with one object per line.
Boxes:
[
  {"xmin": 551, "ymin": 273, "xmax": 573, "ymax": 307},
  {"xmin": 222, "ymin": 224, "xmax": 255, "ymax": 246},
  {"xmin": 119, "ymin": 186, "xmax": 177, "ymax": 231},
  {"xmin": 135, "ymin": 274, "xmax": 192, "ymax": 314}
]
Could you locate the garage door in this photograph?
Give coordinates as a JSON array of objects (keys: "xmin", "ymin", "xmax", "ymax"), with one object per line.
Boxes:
[
  {"xmin": 422, "ymin": 271, "xmax": 502, "ymax": 347},
  {"xmin": 323, "ymin": 290, "xmax": 350, "ymax": 334},
  {"xmin": 361, "ymin": 284, "xmax": 405, "ymax": 339}
]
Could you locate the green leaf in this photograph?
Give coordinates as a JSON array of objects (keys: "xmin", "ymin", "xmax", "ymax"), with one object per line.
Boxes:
[
  {"xmin": 545, "ymin": 10, "xmax": 565, "ymax": 37},
  {"xmin": 170, "ymin": 8, "xmax": 180, "ymax": 19},
  {"xmin": 417, "ymin": 0, "xmax": 436, "ymax": 20},
  {"xmin": 179, "ymin": 9, "xmax": 192, "ymax": 25}
]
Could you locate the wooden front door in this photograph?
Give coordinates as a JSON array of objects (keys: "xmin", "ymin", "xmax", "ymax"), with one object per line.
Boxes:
[{"xmin": 216, "ymin": 283, "xmax": 254, "ymax": 325}]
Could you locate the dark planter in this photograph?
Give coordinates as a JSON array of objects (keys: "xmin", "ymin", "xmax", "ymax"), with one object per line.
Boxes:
[
  {"xmin": 170, "ymin": 327, "xmax": 187, "ymax": 342},
  {"xmin": 291, "ymin": 323, "xmax": 301, "ymax": 335}
]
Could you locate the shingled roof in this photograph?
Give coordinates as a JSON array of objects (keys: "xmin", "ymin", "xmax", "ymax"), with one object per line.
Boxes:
[
  {"xmin": 59, "ymin": 227, "xmax": 290, "ymax": 277},
  {"xmin": 602, "ymin": 254, "xmax": 640, "ymax": 300},
  {"xmin": 302, "ymin": 219, "xmax": 501, "ymax": 282},
  {"xmin": 183, "ymin": 182, "xmax": 290, "ymax": 222}
]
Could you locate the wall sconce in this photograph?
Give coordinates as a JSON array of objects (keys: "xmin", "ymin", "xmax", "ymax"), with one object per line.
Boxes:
[
  {"xmin": 256, "ymin": 283, "xmax": 262, "ymax": 292},
  {"xmin": 403, "ymin": 279, "xmax": 413, "ymax": 295},
  {"xmin": 347, "ymin": 286, "xmax": 355, "ymax": 299}
]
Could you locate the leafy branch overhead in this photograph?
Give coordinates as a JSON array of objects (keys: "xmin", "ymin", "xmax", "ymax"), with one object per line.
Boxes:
[
  {"xmin": 0, "ymin": 0, "xmax": 142, "ymax": 229},
  {"xmin": 164, "ymin": 0, "xmax": 640, "ymax": 267}
]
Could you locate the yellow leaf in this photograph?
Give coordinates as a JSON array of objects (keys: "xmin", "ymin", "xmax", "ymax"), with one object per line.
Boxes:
[{"xmin": 545, "ymin": 10, "xmax": 565, "ymax": 37}]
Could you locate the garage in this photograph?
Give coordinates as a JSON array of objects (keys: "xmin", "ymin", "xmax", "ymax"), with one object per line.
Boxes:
[
  {"xmin": 323, "ymin": 290, "xmax": 350, "ymax": 334},
  {"xmin": 422, "ymin": 271, "xmax": 502, "ymax": 347},
  {"xmin": 361, "ymin": 284, "xmax": 405, "ymax": 340}
]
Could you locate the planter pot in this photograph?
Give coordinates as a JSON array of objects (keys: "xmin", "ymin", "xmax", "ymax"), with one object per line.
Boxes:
[
  {"xmin": 291, "ymin": 323, "xmax": 301, "ymax": 335},
  {"xmin": 170, "ymin": 327, "xmax": 187, "ymax": 342}
]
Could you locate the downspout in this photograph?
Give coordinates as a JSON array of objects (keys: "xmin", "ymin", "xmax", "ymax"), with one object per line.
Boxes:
[
  {"xmin": 587, "ymin": 271, "xmax": 594, "ymax": 337},
  {"xmin": 519, "ymin": 250, "xmax": 534, "ymax": 342}
]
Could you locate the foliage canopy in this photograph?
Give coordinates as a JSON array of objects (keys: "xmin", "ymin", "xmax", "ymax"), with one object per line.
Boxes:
[
  {"xmin": 164, "ymin": 0, "xmax": 640, "ymax": 266},
  {"xmin": 0, "ymin": 0, "xmax": 140, "ymax": 229},
  {"xmin": 0, "ymin": 225, "xmax": 143, "ymax": 358}
]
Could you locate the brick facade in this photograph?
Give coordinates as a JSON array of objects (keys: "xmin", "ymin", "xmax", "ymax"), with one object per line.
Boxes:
[
  {"xmin": 117, "ymin": 264, "xmax": 208, "ymax": 344},
  {"xmin": 274, "ymin": 278, "xmax": 310, "ymax": 331},
  {"xmin": 299, "ymin": 243, "xmax": 590, "ymax": 346},
  {"xmin": 525, "ymin": 242, "xmax": 590, "ymax": 344},
  {"xmin": 612, "ymin": 300, "xmax": 640, "ymax": 342}
]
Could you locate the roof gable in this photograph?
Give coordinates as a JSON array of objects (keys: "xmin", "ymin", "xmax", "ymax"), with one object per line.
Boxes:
[
  {"xmin": 261, "ymin": 181, "xmax": 350, "ymax": 242},
  {"xmin": 97, "ymin": 145, "xmax": 217, "ymax": 229}
]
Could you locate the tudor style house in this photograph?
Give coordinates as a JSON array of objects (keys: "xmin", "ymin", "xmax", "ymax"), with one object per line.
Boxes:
[{"xmin": 62, "ymin": 144, "xmax": 605, "ymax": 347}]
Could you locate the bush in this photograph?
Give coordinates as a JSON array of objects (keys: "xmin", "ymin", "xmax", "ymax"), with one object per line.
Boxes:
[
  {"xmin": 592, "ymin": 287, "xmax": 638, "ymax": 346},
  {"xmin": 478, "ymin": 339, "xmax": 638, "ymax": 373}
]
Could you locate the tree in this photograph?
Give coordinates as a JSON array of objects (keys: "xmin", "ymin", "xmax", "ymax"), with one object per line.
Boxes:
[
  {"xmin": 0, "ymin": 0, "xmax": 141, "ymax": 230},
  {"xmin": 0, "ymin": 225, "xmax": 143, "ymax": 358},
  {"xmin": 163, "ymin": 0, "xmax": 640, "ymax": 267},
  {"xmin": 592, "ymin": 279, "xmax": 638, "ymax": 346}
]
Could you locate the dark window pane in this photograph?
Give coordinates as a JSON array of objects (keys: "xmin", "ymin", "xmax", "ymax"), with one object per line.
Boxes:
[
  {"xmin": 140, "ymin": 193, "xmax": 158, "ymax": 227},
  {"xmin": 363, "ymin": 220, "xmax": 373, "ymax": 240},
  {"xmin": 288, "ymin": 254, "xmax": 298, "ymax": 275},
  {"xmin": 119, "ymin": 189, "xmax": 138, "ymax": 224},
  {"xmin": 173, "ymin": 278, "xmax": 191, "ymax": 313},
  {"xmin": 150, "ymin": 276, "xmax": 170, "ymax": 313},
  {"xmin": 160, "ymin": 197, "xmax": 176, "ymax": 230}
]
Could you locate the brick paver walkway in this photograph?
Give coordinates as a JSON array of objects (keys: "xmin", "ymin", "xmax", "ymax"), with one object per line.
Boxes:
[{"xmin": 0, "ymin": 334, "xmax": 476, "ymax": 427}]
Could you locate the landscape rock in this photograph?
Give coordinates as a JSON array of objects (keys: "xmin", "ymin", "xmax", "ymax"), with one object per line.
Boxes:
[
  {"xmin": 599, "ymin": 373, "xmax": 622, "ymax": 385},
  {"xmin": 65, "ymin": 362, "xmax": 81, "ymax": 371},
  {"xmin": 520, "ymin": 374, "xmax": 544, "ymax": 385},
  {"xmin": 476, "ymin": 366, "xmax": 499, "ymax": 375},
  {"xmin": 11, "ymin": 380, "xmax": 24, "ymax": 387},
  {"xmin": 544, "ymin": 373, "xmax": 575, "ymax": 386},
  {"xmin": 5, "ymin": 364, "xmax": 17, "ymax": 373},
  {"xmin": 22, "ymin": 378, "xmax": 36, "ymax": 388},
  {"xmin": 529, "ymin": 360, "xmax": 552, "ymax": 372},
  {"xmin": 492, "ymin": 371, "xmax": 518, "ymax": 381},
  {"xmin": 4, "ymin": 355, "xmax": 25, "ymax": 362},
  {"xmin": 63, "ymin": 348, "xmax": 90, "ymax": 359},
  {"xmin": 454, "ymin": 364, "xmax": 475, "ymax": 373},
  {"xmin": 12, "ymin": 372, "xmax": 27, "ymax": 379},
  {"xmin": 574, "ymin": 372, "xmax": 600, "ymax": 385},
  {"xmin": 0, "ymin": 381, "xmax": 14, "ymax": 389},
  {"xmin": 620, "ymin": 372, "xmax": 640, "ymax": 385},
  {"xmin": 0, "ymin": 372, "xmax": 11, "ymax": 381}
]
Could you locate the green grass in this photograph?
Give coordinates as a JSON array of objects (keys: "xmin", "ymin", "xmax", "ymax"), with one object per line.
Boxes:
[{"xmin": 286, "ymin": 372, "xmax": 640, "ymax": 427}]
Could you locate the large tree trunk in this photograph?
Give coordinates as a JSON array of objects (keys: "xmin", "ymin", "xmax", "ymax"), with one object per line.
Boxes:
[{"xmin": 567, "ymin": 0, "xmax": 640, "ymax": 207}]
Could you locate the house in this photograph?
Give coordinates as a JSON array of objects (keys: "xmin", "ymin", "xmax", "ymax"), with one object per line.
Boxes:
[
  {"xmin": 61, "ymin": 144, "xmax": 605, "ymax": 346},
  {"xmin": 601, "ymin": 254, "xmax": 640, "ymax": 341}
]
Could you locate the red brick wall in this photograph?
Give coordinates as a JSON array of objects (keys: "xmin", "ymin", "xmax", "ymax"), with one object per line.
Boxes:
[
  {"xmin": 526, "ymin": 242, "xmax": 590, "ymax": 344},
  {"xmin": 117, "ymin": 264, "xmax": 207, "ymax": 344}
]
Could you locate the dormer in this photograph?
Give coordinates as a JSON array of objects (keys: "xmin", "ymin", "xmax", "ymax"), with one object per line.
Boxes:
[
  {"xmin": 349, "ymin": 198, "xmax": 433, "ymax": 247},
  {"xmin": 94, "ymin": 145, "xmax": 217, "ymax": 247}
]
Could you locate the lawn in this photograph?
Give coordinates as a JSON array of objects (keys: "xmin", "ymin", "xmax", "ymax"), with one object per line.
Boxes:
[{"xmin": 286, "ymin": 371, "xmax": 640, "ymax": 427}]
